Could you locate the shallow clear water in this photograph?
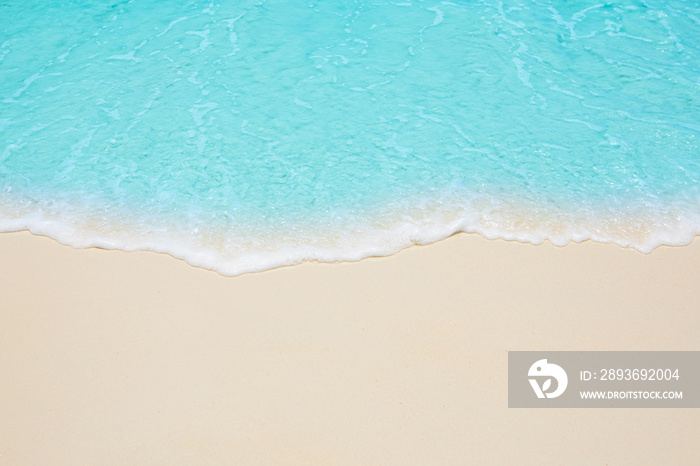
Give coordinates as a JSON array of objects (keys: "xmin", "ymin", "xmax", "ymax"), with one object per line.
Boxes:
[{"xmin": 1, "ymin": 0, "xmax": 700, "ymax": 275}]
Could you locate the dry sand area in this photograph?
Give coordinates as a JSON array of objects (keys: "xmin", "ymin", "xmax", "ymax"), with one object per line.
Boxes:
[{"xmin": 1, "ymin": 230, "xmax": 699, "ymax": 464}]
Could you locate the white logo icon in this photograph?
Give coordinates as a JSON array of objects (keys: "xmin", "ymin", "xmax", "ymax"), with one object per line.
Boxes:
[{"xmin": 528, "ymin": 359, "xmax": 568, "ymax": 399}]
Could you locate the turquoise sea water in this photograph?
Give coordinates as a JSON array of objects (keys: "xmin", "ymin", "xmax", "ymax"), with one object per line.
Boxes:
[{"xmin": 1, "ymin": 0, "xmax": 699, "ymax": 275}]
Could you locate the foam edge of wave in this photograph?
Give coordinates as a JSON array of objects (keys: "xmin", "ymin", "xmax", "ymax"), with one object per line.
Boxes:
[{"xmin": 1, "ymin": 211, "xmax": 699, "ymax": 277}]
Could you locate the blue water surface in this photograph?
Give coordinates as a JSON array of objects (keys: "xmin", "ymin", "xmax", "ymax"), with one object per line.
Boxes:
[{"xmin": 1, "ymin": 0, "xmax": 700, "ymax": 274}]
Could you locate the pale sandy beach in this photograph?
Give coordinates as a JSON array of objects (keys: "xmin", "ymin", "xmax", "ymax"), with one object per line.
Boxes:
[{"xmin": 1, "ymin": 230, "xmax": 699, "ymax": 464}]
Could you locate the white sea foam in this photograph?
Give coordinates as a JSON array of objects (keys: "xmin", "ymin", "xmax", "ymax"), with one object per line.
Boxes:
[{"xmin": 2, "ymin": 191, "xmax": 699, "ymax": 276}]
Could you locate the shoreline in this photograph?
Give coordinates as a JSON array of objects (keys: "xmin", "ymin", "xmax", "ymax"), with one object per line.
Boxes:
[
  {"xmin": 1, "ymin": 230, "xmax": 699, "ymax": 463},
  {"xmin": 4, "ymin": 189, "xmax": 700, "ymax": 277}
]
